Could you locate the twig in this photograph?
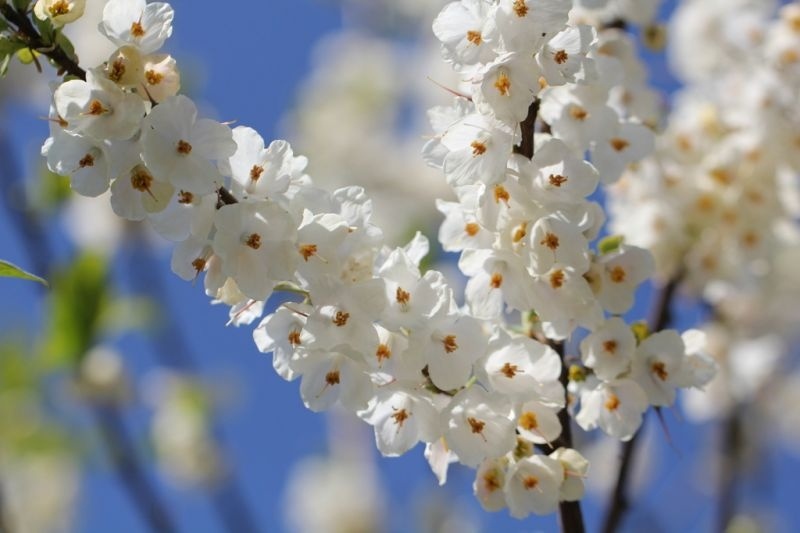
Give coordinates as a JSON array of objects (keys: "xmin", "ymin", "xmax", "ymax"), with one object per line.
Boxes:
[
  {"xmin": 601, "ymin": 275, "xmax": 681, "ymax": 533},
  {"xmin": 0, "ymin": 4, "xmax": 86, "ymax": 80},
  {"xmin": 513, "ymin": 98, "xmax": 540, "ymax": 159},
  {"xmin": 93, "ymin": 405, "xmax": 178, "ymax": 533},
  {"xmin": 125, "ymin": 227, "xmax": 261, "ymax": 533},
  {"xmin": 716, "ymin": 407, "xmax": 743, "ymax": 532}
]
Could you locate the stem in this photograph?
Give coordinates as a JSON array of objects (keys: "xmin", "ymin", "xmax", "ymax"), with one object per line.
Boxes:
[
  {"xmin": 93, "ymin": 405, "xmax": 178, "ymax": 533},
  {"xmin": 601, "ymin": 275, "xmax": 681, "ymax": 533},
  {"xmin": 550, "ymin": 340, "xmax": 586, "ymax": 533},
  {"xmin": 0, "ymin": 3, "xmax": 86, "ymax": 80},
  {"xmin": 716, "ymin": 407, "xmax": 743, "ymax": 532},
  {"xmin": 126, "ymin": 228, "xmax": 261, "ymax": 533},
  {"xmin": 513, "ymin": 98, "xmax": 540, "ymax": 159}
]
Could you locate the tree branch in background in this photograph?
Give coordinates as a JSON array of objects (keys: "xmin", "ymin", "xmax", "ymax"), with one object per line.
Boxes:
[
  {"xmin": 601, "ymin": 274, "xmax": 682, "ymax": 533},
  {"xmin": 0, "ymin": 3, "xmax": 86, "ymax": 80}
]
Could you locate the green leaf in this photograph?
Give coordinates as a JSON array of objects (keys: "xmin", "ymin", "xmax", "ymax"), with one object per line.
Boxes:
[
  {"xmin": 12, "ymin": 0, "xmax": 32, "ymax": 11},
  {"xmin": 0, "ymin": 259, "xmax": 48, "ymax": 286},
  {"xmin": 0, "ymin": 36, "xmax": 25, "ymax": 76},
  {"xmin": 598, "ymin": 234, "xmax": 625, "ymax": 255},
  {"xmin": 43, "ymin": 253, "xmax": 110, "ymax": 367}
]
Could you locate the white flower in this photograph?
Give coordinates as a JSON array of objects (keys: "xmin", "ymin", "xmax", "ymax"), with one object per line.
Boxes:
[
  {"xmin": 549, "ymin": 447, "xmax": 589, "ymax": 502},
  {"xmin": 575, "ymin": 378, "xmax": 648, "ymax": 440},
  {"xmin": 225, "ymin": 127, "xmax": 293, "ymax": 200},
  {"xmin": 504, "ymin": 455, "xmax": 564, "ymax": 518},
  {"xmin": 141, "ymin": 95, "xmax": 236, "ymax": 195},
  {"xmin": 482, "ymin": 336, "xmax": 564, "ymax": 405},
  {"xmin": 631, "ymin": 329, "xmax": 686, "ymax": 407},
  {"xmin": 360, "ymin": 388, "xmax": 440, "ymax": 456},
  {"xmin": 579, "ymin": 317, "xmax": 636, "ymax": 381},
  {"xmin": 476, "ymin": 52, "xmax": 541, "ymax": 125},
  {"xmin": 474, "ymin": 458, "xmax": 508, "ymax": 512},
  {"xmin": 444, "ymin": 387, "xmax": 516, "ymax": 467},
  {"xmin": 432, "ymin": 0, "xmax": 498, "ymax": 69},
  {"xmin": 140, "ymin": 53, "xmax": 180, "ymax": 103},
  {"xmin": 54, "ymin": 69, "xmax": 145, "ymax": 141},
  {"xmin": 212, "ymin": 200, "xmax": 298, "ymax": 301},
  {"xmin": 253, "ymin": 305, "xmax": 311, "ymax": 381},
  {"xmin": 34, "ymin": 0, "xmax": 85, "ymax": 27},
  {"xmin": 100, "ymin": 0, "xmax": 174, "ymax": 54}
]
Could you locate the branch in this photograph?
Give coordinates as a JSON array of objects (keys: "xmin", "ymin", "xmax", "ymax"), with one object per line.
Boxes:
[
  {"xmin": 716, "ymin": 406, "xmax": 743, "ymax": 531},
  {"xmin": 513, "ymin": 98, "xmax": 540, "ymax": 159},
  {"xmin": 92, "ymin": 405, "xmax": 178, "ymax": 533},
  {"xmin": 601, "ymin": 275, "xmax": 681, "ymax": 533},
  {"xmin": 550, "ymin": 340, "xmax": 586, "ymax": 533},
  {"xmin": 0, "ymin": 3, "xmax": 86, "ymax": 80}
]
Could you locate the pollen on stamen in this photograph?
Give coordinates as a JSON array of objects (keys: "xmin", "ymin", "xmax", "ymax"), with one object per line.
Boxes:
[
  {"xmin": 609, "ymin": 265, "xmax": 626, "ymax": 283},
  {"xmin": 108, "ymin": 59, "xmax": 126, "ymax": 83},
  {"xmin": 245, "ymin": 233, "xmax": 262, "ymax": 250},
  {"xmin": 610, "ymin": 138, "xmax": 630, "ymax": 152},
  {"xmin": 78, "ymin": 153, "xmax": 95, "ymax": 168},
  {"xmin": 443, "ymin": 334, "xmax": 458, "ymax": 354},
  {"xmin": 519, "ymin": 411, "xmax": 538, "ymax": 430},
  {"xmin": 513, "ymin": 222, "xmax": 527, "ymax": 243},
  {"xmin": 48, "ymin": 0, "xmax": 70, "ymax": 16},
  {"xmin": 570, "ymin": 106, "xmax": 588, "ymax": 121},
  {"xmin": 299, "ymin": 244, "xmax": 318, "ymax": 261},
  {"xmin": 465, "ymin": 222, "xmax": 480, "ymax": 237},
  {"xmin": 250, "ymin": 164, "xmax": 265, "ymax": 181},
  {"xmin": 466, "ymin": 30, "xmax": 482, "ymax": 45},
  {"xmin": 513, "ymin": 0, "xmax": 528, "ymax": 17},
  {"xmin": 131, "ymin": 20, "xmax": 146, "ymax": 38},
  {"xmin": 288, "ymin": 330, "xmax": 302, "ymax": 346},
  {"xmin": 605, "ymin": 393, "xmax": 621, "ymax": 411},
  {"xmin": 178, "ymin": 190, "xmax": 194, "ymax": 204},
  {"xmin": 651, "ymin": 361, "xmax": 669, "ymax": 381},
  {"xmin": 483, "ymin": 470, "xmax": 501, "ymax": 492},
  {"xmin": 490, "ymin": 272, "xmax": 503, "ymax": 289},
  {"xmin": 549, "ymin": 269, "xmax": 565, "ymax": 289},
  {"xmin": 494, "ymin": 72, "xmax": 511, "ymax": 96},
  {"xmin": 494, "ymin": 184, "xmax": 510, "ymax": 205},
  {"xmin": 325, "ymin": 370, "xmax": 340, "ymax": 386},
  {"xmin": 130, "ymin": 166, "xmax": 156, "ymax": 199},
  {"xmin": 549, "ymin": 174, "xmax": 568, "ymax": 187},
  {"xmin": 603, "ymin": 340, "xmax": 618, "ymax": 354},
  {"xmin": 176, "ymin": 140, "xmax": 193, "ymax": 155},
  {"xmin": 554, "ymin": 50, "xmax": 569, "ymax": 64},
  {"xmin": 500, "ymin": 362, "xmax": 519, "ymax": 378},
  {"xmin": 376, "ymin": 343, "xmax": 391, "ymax": 363},
  {"xmin": 467, "ymin": 416, "xmax": 486, "ymax": 436},
  {"xmin": 191, "ymin": 257, "xmax": 206, "ymax": 276},
  {"xmin": 396, "ymin": 287, "xmax": 411, "ymax": 306},
  {"xmin": 541, "ymin": 232, "xmax": 560, "ymax": 250},
  {"xmin": 522, "ymin": 475, "xmax": 539, "ymax": 490},
  {"xmin": 145, "ymin": 70, "xmax": 164, "ymax": 85},
  {"xmin": 391, "ymin": 408, "xmax": 410, "ymax": 428},
  {"xmin": 333, "ymin": 311, "xmax": 350, "ymax": 327},
  {"xmin": 87, "ymin": 99, "xmax": 108, "ymax": 116},
  {"xmin": 471, "ymin": 140, "xmax": 487, "ymax": 156}
]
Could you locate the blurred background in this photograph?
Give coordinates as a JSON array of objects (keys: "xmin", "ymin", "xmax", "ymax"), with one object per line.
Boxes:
[{"xmin": 1, "ymin": 0, "xmax": 800, "ymax": 532}]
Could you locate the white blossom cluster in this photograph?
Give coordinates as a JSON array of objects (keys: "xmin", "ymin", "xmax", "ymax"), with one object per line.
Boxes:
[
  {"xmin": 606, "ymin": 0, "xmax": 800, "ymax": 427},
  {"xmin": 37, "ymin": 0, "xmax": 716, "ymax": 520}
]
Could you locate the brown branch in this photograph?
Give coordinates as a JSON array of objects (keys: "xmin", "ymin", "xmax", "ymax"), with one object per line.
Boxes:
[
  {"xmin": 513, "ymin": 98, "xmax": 540, "ymax": 159},
  {"xmin": 92, "ymin": 405, "xmax": 179, "ymax": 533},
  {"xmin": 601, "ymin": 275, "xmax": 681, "ymax": 533},
  {"xmin": 716, "ymin": 407, "xmax": 743, "ymax": 532},
  {"xmin": 0, "ymin": 3, "xmax": 86, "ymax": 80}
]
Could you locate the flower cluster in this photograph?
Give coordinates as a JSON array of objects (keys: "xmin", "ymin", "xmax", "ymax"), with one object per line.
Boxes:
[
  {"xmin": 38, "ymin": 0, "xmax": 717, "ymax": 520},
  {"xmin": 606, "ymin": 1, "xmax": 800, "ymax": 424}
]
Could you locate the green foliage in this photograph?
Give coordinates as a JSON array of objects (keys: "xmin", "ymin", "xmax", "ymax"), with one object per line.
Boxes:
[
  {"xmin": 32, "ymin": 168, "xmax": 73, "ymax": 213},
  {"xmin": 43, "ymin": 253, "xmax": 110, "ymax": 367},
  {"xmin": 598, "ymin": 234, "xmax": 625, "ymax": 255},
  {"xmin": 0, "ymin": 35, "xmax": 26, "ymax": 76},
  {"xmin": 0, "ymin": 259, "xmax": 48, "ymax": 286},
  {"xmin": 11, "ymin": 0, "xmax": 32, "ymax": 11}
]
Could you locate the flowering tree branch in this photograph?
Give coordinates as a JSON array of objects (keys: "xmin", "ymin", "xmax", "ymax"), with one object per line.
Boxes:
[
  {"xmin": 0, "ymin": 2, "xmax": 85, "ymax": 79},
  {"xmin": 601, "ymin": 274, "xmax": 681, "ymax": 533}
]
